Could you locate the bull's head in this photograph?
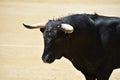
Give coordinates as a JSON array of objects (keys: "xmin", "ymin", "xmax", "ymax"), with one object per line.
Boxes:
[{"xmin": 23, "ymin": 20, "xmax": 74, "ymax": 63}]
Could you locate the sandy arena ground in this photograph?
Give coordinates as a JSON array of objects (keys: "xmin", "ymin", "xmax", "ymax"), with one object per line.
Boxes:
[{"xmin": 0, "ymin": 0, "xmax": 120, "ymax": 80}]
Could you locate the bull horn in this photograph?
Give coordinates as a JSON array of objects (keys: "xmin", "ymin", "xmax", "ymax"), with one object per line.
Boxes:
[
  {"xmin": 58, "ymin": 24, "xmax": 74, "ymax": 33},
  {"xmin": 23, "ymin": 22, "xmax": 47, "ymax": 29}
]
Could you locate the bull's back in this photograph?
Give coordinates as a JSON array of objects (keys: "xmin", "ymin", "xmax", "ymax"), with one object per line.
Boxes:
[{"xmin": 94, "ymin": 16, "xmax": 120, "ymax": 68}]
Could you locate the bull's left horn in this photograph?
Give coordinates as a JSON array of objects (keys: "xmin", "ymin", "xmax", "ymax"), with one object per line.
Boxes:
[
  {"xmin": 58, "ymin": 24, "xmax": 74, "ymax": 33},
  {"xmin": 23, "ymin": 22, "xmax": 47, "ymax": 29}
]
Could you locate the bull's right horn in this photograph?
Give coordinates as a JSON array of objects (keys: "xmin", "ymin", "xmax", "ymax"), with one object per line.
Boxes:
[
  {"xmin": 23, "ymin": 22, "xmax": 47, "ymax": 29},
  {"xmin": 58, "ymin": 24, "xmax": 74, "ymax": 34}
]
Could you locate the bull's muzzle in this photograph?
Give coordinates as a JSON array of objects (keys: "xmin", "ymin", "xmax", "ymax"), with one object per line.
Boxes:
[{"xmin": 42, "ymin": 52, "xmax": 55, "ymax": 63}]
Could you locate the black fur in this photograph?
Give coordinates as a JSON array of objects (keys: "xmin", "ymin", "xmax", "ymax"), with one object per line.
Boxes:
[{"xmin": 40, "ymin": 13, "xmax": 120, "ymax": 80}]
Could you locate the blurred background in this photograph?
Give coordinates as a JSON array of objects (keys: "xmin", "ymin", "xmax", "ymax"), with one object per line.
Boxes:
[{"xmin": 0, "ymin": 0, "xmax": 120, "ymax": 80}]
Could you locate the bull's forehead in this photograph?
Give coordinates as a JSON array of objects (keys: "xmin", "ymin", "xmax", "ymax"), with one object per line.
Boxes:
[
  {"xmin": 45, "ymin": 20, "xmax": 61, "ymax": 32},
  {"xmin": 43, "ymin": 21, "xmax": 60, "ymax": 37},
  {"xmin": 46, "ymin": 25, "xmax": 54, "ymax": 31}
]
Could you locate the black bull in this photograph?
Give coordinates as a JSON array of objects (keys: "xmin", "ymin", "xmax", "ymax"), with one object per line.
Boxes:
[{"xmin": 23, "ymin": 14, "xmax": 120, "ymax": 80}]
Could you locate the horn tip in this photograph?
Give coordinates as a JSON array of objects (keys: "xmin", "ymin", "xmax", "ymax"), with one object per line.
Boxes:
[
  {"xmin": 23, "ymin": 23, "xmax": 26, "ymax": 27},
  {"xmin": 22, "ymin": 23, "xmax": 32, "ymax": 29},
  {"xmin": 23, "ymin": 23, "xmax": 27, "ymax": 27}
]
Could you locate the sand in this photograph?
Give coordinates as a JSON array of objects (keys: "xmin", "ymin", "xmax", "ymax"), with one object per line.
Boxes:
[{"xmin": 0, "ymin": 0, "xmax": 120, "ymax": 80}]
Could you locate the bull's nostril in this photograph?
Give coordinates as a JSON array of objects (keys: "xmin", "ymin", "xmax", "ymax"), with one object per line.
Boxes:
[
  {"xmin": 43, "ymin": 54, "xmax": 52, "ymax": 63},
  {"xmin": 42, "ymin": 54, "xmax": 48, "ymax": 63},
  {"xmin": 46, "ymin": 58, "xmax": 50, "ymax": 63},
  {"xmin": 42, "ymin": 54, "xmax": 55, "ymax": 63},
  {"xmin": 44, "ymin": 55, "xmax": 49, "ymax": 62}
]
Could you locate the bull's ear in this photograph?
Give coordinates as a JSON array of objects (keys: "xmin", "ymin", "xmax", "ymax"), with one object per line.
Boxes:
[{"xmin": 40, "ymin": 28, "xmax": 45, "ymax": 33}]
